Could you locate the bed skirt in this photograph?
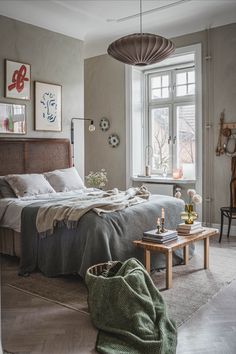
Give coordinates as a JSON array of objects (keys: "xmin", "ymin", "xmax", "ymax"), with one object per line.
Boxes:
[{"xmin": 0, "ymin": 227, "xmax": 21, "ymax": 258}]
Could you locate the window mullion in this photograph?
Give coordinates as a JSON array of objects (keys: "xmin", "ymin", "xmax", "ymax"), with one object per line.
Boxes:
[
  {"xmin": 170, "ymin": 70, "xmax": 175, "ymax": 172},
  {"xmin": 172, "ymin": 104, "xmax": 178, "ymax": 170}
]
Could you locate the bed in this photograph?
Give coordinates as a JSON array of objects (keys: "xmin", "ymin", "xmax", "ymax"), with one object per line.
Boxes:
[
  {"xmin": 0, "ymin": 138, "xmax": 192, "ymax": 278},
  {"xmin": 0, "ymin": 137, "xmax": 72, "ymax": 257}
]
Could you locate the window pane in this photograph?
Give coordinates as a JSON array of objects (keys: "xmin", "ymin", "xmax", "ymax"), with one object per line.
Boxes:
[
  {"xmin": 151, "ymin": 76, "xmax": 161, "ymax": 88},
  {"xmin": 151, "ymin": 107, "xmax": 171, "ymax": 172},
  {"xmin": 162, "ymin": 75, "xmax": 169, "ymax": 87},
  {"xmin": 176, "ymin": 85, "xmax": 187, "ymax": 96},
  {"xmin": 176, "ymin": 72, "xmax": 186, "ymax": 85},
  {"xmin": 176, "ymin": 105, "xmax": 195, "ymax": 179},
  {"xmin": 152, "ymin": 88, "xmax": 162, "ymax": 99},
  {"xmin": 188, "ymin": 84, "xmax": 195, "ymax": 95},
  {"xmin": 188, "ymin": 71, "xmax": 195, "ymax": 83},
  {"xmin": 162, "ymin": 87, "xmax": 169, "ymax": 98}
]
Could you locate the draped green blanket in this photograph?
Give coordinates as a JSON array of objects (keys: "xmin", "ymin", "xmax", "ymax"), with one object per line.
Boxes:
[{"xmin": 85, "ymin": 258, "xmax": 177, "ymax": 354}]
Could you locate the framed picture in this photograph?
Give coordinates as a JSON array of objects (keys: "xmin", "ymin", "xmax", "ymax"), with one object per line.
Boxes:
[
  {"xmin": 5, "ymin": 59, "xmax": 31, "ymax": 100},
  {"xmin": 0, "ymin": 102, "xmax": 26, "ymax": 134},
  {"xmin": 35, "ymin": 81, "xmax": 62, "ymax": 132}
]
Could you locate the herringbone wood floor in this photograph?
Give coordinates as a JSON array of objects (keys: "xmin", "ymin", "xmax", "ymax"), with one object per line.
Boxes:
[
  {"xmin": 2, "ymin": 279, "xmax": 236, "ymax": 354},
  {"xmin": 2, "ymin": 238, "xmax": 236, "ymax": 353},
  {"xmin": 1, "ymin": 285, "xmax": 97, "ymax": 354},
  {"xmin": 177, "ymin": 278, "xmax": 236, "ymax": 353}
]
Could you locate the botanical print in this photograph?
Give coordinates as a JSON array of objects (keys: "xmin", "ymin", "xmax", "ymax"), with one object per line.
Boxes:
[
  {"xmin": 5, "ymin": 60, "xmax": 30, "ymax": 100},
  {"xmin": 35, "ymin": 82, "xmax": 62, "ymax": 131},
  {"xmin": 0, "ymin": 103, "xmax": 26, "ymax": 134}
]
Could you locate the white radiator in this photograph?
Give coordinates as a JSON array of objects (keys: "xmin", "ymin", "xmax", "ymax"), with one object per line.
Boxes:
[{"xmin": 143, "ymin": 183, "xmax": 174, "ymax": 196}]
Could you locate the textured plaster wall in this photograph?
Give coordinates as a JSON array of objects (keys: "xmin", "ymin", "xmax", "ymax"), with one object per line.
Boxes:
[
  {"xmin": 84, "ymin": 23, "xmax": 236, "ymax": 224},
  {"xmin": 0, "ymin": 15, "xmax": 84, "ymax": 174},
  {"xmin": 84, "ymin": 54, "xmax": 126, "ymax": 189},
  {"xmin": 211, "ymin": 24, "xmax": 236, "ymax": 224}
]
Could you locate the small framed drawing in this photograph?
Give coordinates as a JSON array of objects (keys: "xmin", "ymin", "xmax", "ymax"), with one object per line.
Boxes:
[
  {"xmin": 5, "ymin": 59, "xmax": 31, "ymax": 100},
  {"xmin": 35, "ymin": 81, "xmax": 62, "ymax": 132},
  {"xmin": 0, "ymin": 102, "xmax": 26, "ymax": 134}
]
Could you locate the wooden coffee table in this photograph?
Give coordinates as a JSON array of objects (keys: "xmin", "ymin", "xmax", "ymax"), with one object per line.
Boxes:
[{"xmin": 133, "ymin": 227, "xmax": 218, "ymax": 289}]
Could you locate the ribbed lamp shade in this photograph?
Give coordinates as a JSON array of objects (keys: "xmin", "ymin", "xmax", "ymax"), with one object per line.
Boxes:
[{"xmin": 107, "ymin": 33, "xmax": 175, "ymax": 66}]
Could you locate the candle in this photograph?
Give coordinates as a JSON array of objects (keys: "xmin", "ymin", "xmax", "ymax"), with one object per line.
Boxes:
[
  {"xmin": 161, "ymin": 208, "xmax": 165, "ymax": 219},
  {"xmin": 172, "ymin": 169, "xmax": 181, "ymax": 179},
  {"xmin": 157, "ymin": 217, "xmax": 160, "ymax": 226},
  {"xmin": 145, "ymin": 165, "xmax": 151, "ymax": 176}
]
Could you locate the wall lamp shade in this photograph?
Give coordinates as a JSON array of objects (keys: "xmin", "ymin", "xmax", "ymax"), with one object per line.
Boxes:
[
  {"xmin": 107, "ymin": 33, "xmax": 175, "ymax": 66},
  {"xmin": 71, "ymin": 117, "xmax": 95, "ymax": 144}
]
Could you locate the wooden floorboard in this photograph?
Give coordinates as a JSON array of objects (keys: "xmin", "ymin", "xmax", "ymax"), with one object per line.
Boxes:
[
  {"xmin": 2, "ymin": 237, "xmax": 236, "ymax": 353},
  {"xmin": 177, "ymin": 278, "xmax": 236, "ymax": 354},
  {"xmin": 1, "ymin": 285, "xmax": 97, "ymax": 354}
]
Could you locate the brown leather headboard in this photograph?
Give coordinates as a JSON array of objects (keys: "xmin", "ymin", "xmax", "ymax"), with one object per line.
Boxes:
[{"xmin": 0, "ymin": 138, "xmax": 72, "ymax": 175}]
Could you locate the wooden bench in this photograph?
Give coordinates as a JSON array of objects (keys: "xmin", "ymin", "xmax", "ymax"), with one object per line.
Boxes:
[{"xmin": 133, "ymin": 227, "xmax": 219, "ymax": 289}]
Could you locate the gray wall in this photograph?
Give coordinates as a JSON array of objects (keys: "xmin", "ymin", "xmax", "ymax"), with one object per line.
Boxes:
[
  {"xmin": 0, "ymin": 15, "xmax": 84, "ymax": 173},
  {"xmin": 211, "ymin": 24, "xmax": 236, "ymax": 225},
  {"xmin": 85, "ymin": 23, "xmax": 236, "ymax": 224},
  {"xmin": 84, "ymin": 54, "xmax": 126, "ymax": 189}
]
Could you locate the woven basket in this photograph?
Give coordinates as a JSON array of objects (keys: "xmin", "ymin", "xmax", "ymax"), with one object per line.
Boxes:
[{"xmin": 87, "ymin": 261, "xmax": 118, "ymax": 277}]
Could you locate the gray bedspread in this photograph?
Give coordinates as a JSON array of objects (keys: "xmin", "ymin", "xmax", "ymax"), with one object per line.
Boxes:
[{"xmin": 19, "ymin": 195, "xmax": 193, "ymax": 278}]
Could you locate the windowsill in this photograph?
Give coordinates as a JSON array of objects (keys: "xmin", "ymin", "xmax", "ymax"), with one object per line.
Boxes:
[{"xmin": 132, "ymin": 175, "xmax": 196, "ymax": 184}]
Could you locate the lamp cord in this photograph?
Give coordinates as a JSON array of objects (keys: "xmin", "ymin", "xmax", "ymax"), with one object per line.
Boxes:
[{"xmin": 140, "ymin": 0, "xmax": 143, "ymax": 34}]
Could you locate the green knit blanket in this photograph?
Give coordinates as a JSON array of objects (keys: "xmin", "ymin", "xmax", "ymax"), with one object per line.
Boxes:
[{"xmin": 85, "ymin": 258, "xmax": 177, "ymax": 354}]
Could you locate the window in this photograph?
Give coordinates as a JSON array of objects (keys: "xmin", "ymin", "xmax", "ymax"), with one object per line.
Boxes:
[
  {"xmin": 175, "ymin": 69, "xmax": 195, "ymax": 97},
  {"xmin": 150, "ymin": 72, "xmax": 171, "ymax": 100},
  {"xmin": 127, "ymin": 45, "xmax": 202, "ymax": 188},
  {"xmin": 147, "ymin": 65, "xmax": 196, "ymax": 179}
]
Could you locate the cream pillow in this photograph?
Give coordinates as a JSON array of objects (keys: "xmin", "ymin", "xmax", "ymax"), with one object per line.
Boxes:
[
  {"xmin": 5, "ymin": 174, "xmax": 56, "ymax": 198},
  {"xmin": 44, "ymin": 167, "xmax": 84, "ymax": 192}
]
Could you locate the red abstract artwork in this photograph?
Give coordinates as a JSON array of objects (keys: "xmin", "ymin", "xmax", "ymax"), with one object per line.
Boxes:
[
  {"xmin": 5, "ymin": 60, "xmax": 31, "ymax": 100},
  {"xmin": 8, "ymin": 64, "xmax": 29, "ymax": 93}
]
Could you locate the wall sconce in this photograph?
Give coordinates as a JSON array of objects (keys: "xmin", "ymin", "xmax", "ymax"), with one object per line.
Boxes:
[{"xmin": 71, "ymin": 117, "xmax": 95, "ymax": 144}]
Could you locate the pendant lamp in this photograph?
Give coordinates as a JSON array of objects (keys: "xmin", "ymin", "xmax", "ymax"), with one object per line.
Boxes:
[{"xmin": 107, "ymin": 0, "xmax": 175, "ymax": 66}]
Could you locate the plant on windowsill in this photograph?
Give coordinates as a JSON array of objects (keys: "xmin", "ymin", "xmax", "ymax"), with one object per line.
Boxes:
[
  {"xmin": 85, "ymin": 169, "xmax": 108, "ymax": 190},
  {"xmin": 175, "ymin": 188, "xmax": 202, "ymax": 224}
]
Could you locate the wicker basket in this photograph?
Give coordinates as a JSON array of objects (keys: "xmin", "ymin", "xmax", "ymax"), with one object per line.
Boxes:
[{"xmin": 87, "ymin": 261, "xmax": 119, "ymax": 277}]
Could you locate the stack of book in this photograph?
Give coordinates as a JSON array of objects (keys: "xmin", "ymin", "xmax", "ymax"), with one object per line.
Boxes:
[
  {"xmin": 177, "ymin": 221, "xmax": 203, "ymax": 236},
  {"xmin": 142, "ymin": 229, "xmax": 178, "ymax": 244}
]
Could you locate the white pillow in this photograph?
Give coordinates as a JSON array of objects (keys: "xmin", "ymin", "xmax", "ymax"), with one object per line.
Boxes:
[
  {"xmin": 5, "ymin": 174, "xmax": 56, "ymax": 198},
  {"xmin": 44, "ymin": 167, "xmax": 84, "ymax": 192}
]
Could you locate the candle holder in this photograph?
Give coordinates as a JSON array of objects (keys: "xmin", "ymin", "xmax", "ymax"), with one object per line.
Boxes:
[
  {"xmin": 161, "ymin": 217, "xmax": 166, "ymax": 233},
  {"xmin": 156, "ymin": 224, "xmax": 161, "ymax": 234}
]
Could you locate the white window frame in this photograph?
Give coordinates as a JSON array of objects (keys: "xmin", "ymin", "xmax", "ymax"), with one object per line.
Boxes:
[
  {"xmin": 148, "ymin": 104, "xmax": 173, "ymax": 175},
  {"xmin": 174, "ymin": 67, "xmax": 196, "ymax": 99},
  {"xmin": 173, "ymin": 102, "xmax": 196, "ymax": 172},
  {"xmin": 126, "ymin": 44, "xmax": 202, "ymax": 196},
  {"xmin": 149, "ymin": 70, "xmax": 172, "ymax": 103},
  {"xmin": 147, "ymin": 65, "xmax": 196, "ymax": 173}
]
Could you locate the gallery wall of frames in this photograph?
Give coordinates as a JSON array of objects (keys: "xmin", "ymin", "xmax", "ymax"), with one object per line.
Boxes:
[{"xmin": 1, "ymin": 59, "xmax": 62, "ymax": 135}]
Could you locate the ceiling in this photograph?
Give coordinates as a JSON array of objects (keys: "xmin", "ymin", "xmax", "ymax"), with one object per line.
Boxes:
[{"xmin": 0, "ymin": 0, "xmax": 236, "ymax": 58}]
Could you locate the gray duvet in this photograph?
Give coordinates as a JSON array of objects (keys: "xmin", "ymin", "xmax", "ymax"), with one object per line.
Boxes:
[{"xmin": 19, "ymin": 194, "xmax": 193, "ymax": 278}]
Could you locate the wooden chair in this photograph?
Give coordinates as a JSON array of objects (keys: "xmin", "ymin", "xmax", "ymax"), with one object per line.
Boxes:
[{"xmin": 219, "ymin": 177, "xmax": 236, "ymax": 242}]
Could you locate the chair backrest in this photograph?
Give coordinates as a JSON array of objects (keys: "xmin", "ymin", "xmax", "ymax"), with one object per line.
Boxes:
[{"xmin": 230, "ymin": 177, "xmax": 236, "ymax": 207}]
